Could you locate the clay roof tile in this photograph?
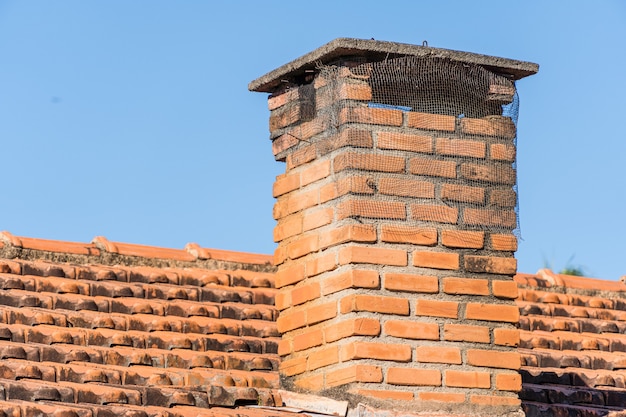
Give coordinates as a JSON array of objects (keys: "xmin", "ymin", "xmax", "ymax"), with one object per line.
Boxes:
[
  {"xmin": 518, "ymin": 269, "xmax": 626, "ymax": 415},
  {"xmin": 186, "ymin": 243, "xmax": 273, "ymax": 265},
  {"xmin": 7, "ymin": 230, "xmax": 626, "ymax": 416}
]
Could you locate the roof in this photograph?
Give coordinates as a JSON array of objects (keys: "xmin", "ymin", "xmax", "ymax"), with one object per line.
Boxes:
[
  {"xmin": 516, "ymin": 269, "xmax": 626, "ymax": 417},
  {"xmin": 0, "ymin": 231, "xmax": 304, "ymax": 417},
  {"xmin": 249, "ymin": 38, "xmax": 539, "ymax": 93},
  {"xmin": 0, "ymin": 231, "xmax": 625, "ymax": 416}
]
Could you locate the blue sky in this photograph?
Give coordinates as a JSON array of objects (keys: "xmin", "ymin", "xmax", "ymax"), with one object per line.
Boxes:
[{"xmin": 1, "ymin": 1, "xmax": 624, "ymax": 280}]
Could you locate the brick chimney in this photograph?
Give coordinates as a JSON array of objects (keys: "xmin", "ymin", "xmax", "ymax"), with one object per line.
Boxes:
[{"xmin": 250, "ymin": 39, "xmax": 538, "ymax": 414}]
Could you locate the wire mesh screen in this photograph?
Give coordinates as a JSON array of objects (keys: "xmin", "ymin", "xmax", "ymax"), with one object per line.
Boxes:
[{"xmin": 284, "ymin": 55, "xmax": 520, "ymax": 241}]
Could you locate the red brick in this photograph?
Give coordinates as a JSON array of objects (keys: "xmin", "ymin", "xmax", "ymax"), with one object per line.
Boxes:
[
  {"xmin": 418, "ymin": 392, "xmax": 465, "ymax": 403},
  {"xmin": 278, "ymin": 339, "xmax": 292, "ymax": 356},
  {"xmin": 293, "ymin": 329, "xmax": 323, "ymax": 352},
  {"xmin": 339, "ymin": 106, "xmax": 403, "ymax": 126},
  {"xmin": 322, "ymin": 269, "xmax": 379, "ymax": 295},
  {"xmin": 441, "ymin": 230, "xmax": 484, "ymax": 249},
  {"xmin": 268, "ymin": 88, "xmax": 299, "ymax": 111},
  {"xmin": 466, "ymin": 349, "xmax": 521, "ymax": 370},
  {"xmin": 490, "ymin": 143, "xmax": 516, "ymax": 161},
  {"xmin": 334, "ymin": 152, "xmax": 405, "ymax": 173},
  {"xmin": 324, "ymin": 317, "xmax": 381, "ymax": 343},
  {"xmin": 445, "ymin": 370, "xmax": 491, "ymax": 388},
  {"xmin": 384, "ymin": 273, "xmax": 439, "ymax": 293},
  {"xmin": 377, "ymin": 131, "xmax": 433, "ymax": 153},
  {"xmin": 341, "ymin": 294, "xmax": 409, "ymax": 316},
  {"xmin": 352, "ymin": 389, "xmax": 413, "ymax": 401},
  {"xmin": 496, "ymin": 372, "xmax": 522, "ymax": 391},
  {"xmin": 270, "ymin": 103, "xmax": 304, "ymax": 131},
  {"xmin": 492, "ymin": 280, "xmax": 519, "ymax": 299},
  {"xmin": 337, "ymin": 199, "xmax": 406, "ymax": 220},
  {"xmin": 470, "ymin": 395, "xmax": 521, "ymax": 407},
  {"xmin": 443, "ymin": 277, "xmax": 489, "ymax": 296},
  {"xmin": 493, "ymin": 328, "xmax": 520, "ymax": 347},
  {"xmin": 287, "ymin": 233, "xmax": 319, "ymax": 259},
  {"xmin": 380, "ymin": 225, "xmax": 437, "ymax": 246},
  {"xmin": 339, "ymin": 246, "xmax": 407, "ymax": 266},
  {"xmin": 291, "ymin": 282, "xmax": 321, "ymax": 306},
  {"xmin": 317, "ymin": 129, "xmax": 373, "ymax": 155},
  {"xmin": 273, "ymin": 189, "xmax": 319, "ymax": 220},
  {"xmin": 466, "ymin": 303, "xmax": 520, "ymax": 323},
  {"xmin": 305, "ymin": 251, "xmax": 337, "ymax": 277},
  {"xmin": 409, "ymin": 157, "xmax": 456, "ymax": 178},
  {"xmin": 274, "ymin": 245, "xmax": 288, "ymax": 266},
  {"xmin": 338, "ymin": 82, "xmax": 372, "ymax": 101},
  {"xmin": 387, "ymin": 368, "xmax": 441, "ymax": 386},
  {"xmin": 464, "ymin": 208, "xmax": 516, "ymax": 228},
  {"xmin": 273, "ymin": 173, "xmax": 300, "ymax": 197},
  {"xmin": 318, "ymin": 224, "xmax": 377, "ymax": 250},
  {"xmin": 286, "ymin": 140, "xmax": 317, "ymax": 168},
  {"xmin": 285, "ymin": 188, "xmax": 319, "ymax": 215},
  {"xmin": 441, "ymin": 184, "xmax": 485, "ymax": 204},
  {"xmin": 284, "ymin": 117, "xmax": 330, "ymax": 152},
  {"xmin": 415, "ymin": 346, "xmax": 461, "ymax": 364},
  {"xmin": 411, "ymin": 204, "xmax": 458, "ymax": 224},
  {"xmin": 302, "ymin": 208, "xmax": 333, "ymax": 232},
  {"xmin": 465, "ymin": 255, "xmax": 517, "ymax": 274},
  {"xmin": 275, "ymin": 262, "xmax": 305, "ymax": 288},
  {"xmin": 491, "ymin": 234, "xmax": 518, "ymax": 251},
  {"xmin": 272, "ymin": 133, "xmax": 300, "ymax": 156},
  {"xmin": 326, "ymin": 364, "xmax": 383, "ymax": 387},
  {"xmin": 274, "ymin": 213, "xmax": 303, "ymax": 242},
  {"xmin": 436, "ymin": 138, "xmax": 486, "ymax": 158},
  {"xmin": 461, "ymin": 117, "xmax": 516, "ymax": 139},
  {"xmin": 300, "ymin": 160, "xmax": 331, "ymax": 187},
  {"xmin": 280, "ymin": 356, "xmax": 307, "ymax": 377},
  {"xmin": 306, "ymin": 301, "xmax": 337, "ymax": 325},
  {"xmin": 413, "ymin": 251, "xmax": 459, "ymax": 270},
  {"xmin": 384, "ymin": 320, "xmax": 439, "ymax": 340},
  {"xmin": 335, "ymin": 176, "xmax": 376, "ymax": 196},
  {"xmin": 407, "ymin": 111, "xmax": 455, "ymax": 132},
  {"xmin": 319, "ymin": 182, "xmax": 338, "ymax": 203},
  {"xmin": 378, "ymin": 178, "xmax": 435, "ymax": 199},
  {"xmin": 274, "ymin": 290, "xmax": 291, "ymax": 311},
  {"xmin": 308, "ymin": 345, "xmax": 339, "ymax": 370},
  {"xmin": 276, "ymin": 310, "xmax": 306, "ymax": 333},
  {"xmin": 490, "ymin": 189, "xmax": 517, "ymax": 207},
  {"xmin": 415, "ymin": 300, "xmax": 458, "ymax": 319},
  {"xmin": 294, "ymin": 373, "xmax": 324, "ymax": 391},
  {"xmin": 444, "ymin": 323, "xmax": 490, "ymax": 343},
  {"xmin": 270, "ymin": 196, "xmax": 289, "ymax": 220},
  {"xmin": 460, "ymin": 163, "xmax": 515, "ymax": 184},
  {"xmin": 342, "ymin": 342, "xmax": 411, "ymax": 362},
  {"xmin": 488, "ymin": 82, "xmax": 516, "ymax": 98}
]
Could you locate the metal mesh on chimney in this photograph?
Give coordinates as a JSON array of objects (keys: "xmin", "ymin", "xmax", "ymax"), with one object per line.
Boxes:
[{"xmin": 285, "ymin": 55, "xmax": 520, "ymax": 242}]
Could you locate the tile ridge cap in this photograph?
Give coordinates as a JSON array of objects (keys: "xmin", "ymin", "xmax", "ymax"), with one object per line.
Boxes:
[
  {"xmin": 0, "ymin": 233, "xmax": 276, "ymax": 274},
  {"xmin": 517, "ymin": 269, "xmax": 626, "ymax": 295},
  {"xmin": 0, "ymin": 231, "xmax": 23, "ymax": 247},
  {"xmin": 186, "ymin": 243, "xmax": 273, "ymax": 266}
]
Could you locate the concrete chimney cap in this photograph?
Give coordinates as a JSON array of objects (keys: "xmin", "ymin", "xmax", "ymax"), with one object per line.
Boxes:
[{"xmin": 249, "ymin": 37, "xmax": 539, "ymax": 93}]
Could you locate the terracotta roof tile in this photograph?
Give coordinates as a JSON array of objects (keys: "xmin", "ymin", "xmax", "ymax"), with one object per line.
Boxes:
[
  {"xmin": 517, "ymin": 270, "xmax": 626, "ymax": 417},
  {"xmin": 93, "ymin": 236, "xmax": 197, "ymax": 261},
  {"xmin": 1, "ymin": 231, "xmax": 101, "ymax": 256},
  {"xmin": 3, "ymin": 231, "xmax": 626, "ymax": 416},
  {"xmin": 0, "ymin": 233, "xmax": 286, "ymax": 416},
  {"xmin": 186, "ymin": 243, "xmax": 274, "ymax": 265}
]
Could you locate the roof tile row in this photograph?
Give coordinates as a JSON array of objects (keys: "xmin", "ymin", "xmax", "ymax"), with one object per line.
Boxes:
[
  {"xmin": 516, "ymin": 271, "xmax": 626, "ymax": 417},
  {"xmin": 2, "ymin": 232, "xmax": 626, "ymax": 416},
  {"xmin": 0, "ymin": 233, "xmax": 286, "ymax": 416},
  {"xmin": 0, "ymin": 232, "xmax": 273, "ymax": 266}
]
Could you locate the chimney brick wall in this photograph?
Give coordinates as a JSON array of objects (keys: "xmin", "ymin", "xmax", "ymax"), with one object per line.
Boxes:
[{"xmin": 251, "ymin": 39, "xmax": 537, "ymax": 415}]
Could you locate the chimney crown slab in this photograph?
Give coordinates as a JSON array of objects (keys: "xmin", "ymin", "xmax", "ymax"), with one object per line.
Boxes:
[{"xmin": 249, "ymin": 37, "xmax": 539, "ymax": 93}]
